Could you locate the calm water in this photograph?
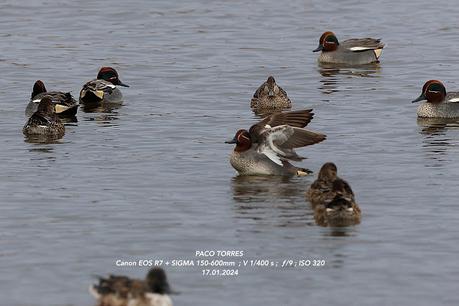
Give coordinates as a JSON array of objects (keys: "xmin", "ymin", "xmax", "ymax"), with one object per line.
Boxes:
[{"xmin": 1, "ymin": 0, "xmax": 459, "ymax": 305}]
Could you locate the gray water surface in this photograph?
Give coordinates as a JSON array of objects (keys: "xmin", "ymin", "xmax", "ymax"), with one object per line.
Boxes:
[{"xmin": 1, "ymin": 0, "xmax": 459, "ymax": 305}]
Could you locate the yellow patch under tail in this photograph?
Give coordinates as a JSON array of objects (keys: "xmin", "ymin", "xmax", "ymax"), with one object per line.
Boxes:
[
  {"xmin": 94, "ymin": 90, "xmax": 105, "ymax": 99},
  {"xmin": 296, "ymin": 169, "xmax": 310, "ymax": 176},
  {"xmin": 54, "ymin": 104, "xmax": 69, "ymax": 113}
]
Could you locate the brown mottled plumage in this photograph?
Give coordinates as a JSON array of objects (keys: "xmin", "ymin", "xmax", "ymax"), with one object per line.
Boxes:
[
  {"xmin": 23, "ymin": 96, "xmax": 65, "ymax": 139},
  {"xmin": 90, "ymin": 267, "xmax": 173, "ymax": 306},
  {"xmin": 314, "ymin": 178, "xmax": 361, "ymax": 227},
  {"xmin": 250, "ymin": 76, "xmax": 292, "ymax": 110},
  {"xmin": 306, "ymin": 162, "xmax": 337, "ymax": 208}
]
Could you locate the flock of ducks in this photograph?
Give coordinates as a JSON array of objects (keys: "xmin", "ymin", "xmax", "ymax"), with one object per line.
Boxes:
[
  {"xmin": 23, "ymin": 67, "xmax": 129, "ymax": 139},
  {"xmin": 20, "ymin": 31, "xmax": 459, "ymax": 306}
]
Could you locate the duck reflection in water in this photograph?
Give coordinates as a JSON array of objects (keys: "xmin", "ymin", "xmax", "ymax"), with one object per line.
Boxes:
[
  {"xmin": 417, "ymin": 117, "xmax": 459, "ymax": 167},
  {"xmin": 231, "ymin": 176, "xmax": 315, "ymax": 227},
  {"xmin": 81, "ymin": 101, "xmax": 122, "ymax": 114},
  {"xmin": 317, "ymin": 63, "xmax": 381, "ymax": 95},
  {"xmin": 81, "ymin": 102, "xmax": 121, "ymax": 127}
]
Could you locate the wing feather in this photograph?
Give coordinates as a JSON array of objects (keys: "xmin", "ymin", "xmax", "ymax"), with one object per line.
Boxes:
[
  {"xmin": 258, "ymin": 125, "xmax": 326, "ymax": 163},
  {"xmin": 342, "ymin": 38, "xmax": 384, "ymax": 52},
  {"xmin": 249, "ymin": 109, "xmax": 314, "ymax": 140}
]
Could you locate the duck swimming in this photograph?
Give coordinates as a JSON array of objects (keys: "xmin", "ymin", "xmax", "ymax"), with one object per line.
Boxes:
[
  {"xmin": 26, "ymin": 80, "xmax": 78, "ymax": 118},
  {"xmin": 80, "ymin": 67, "xmax": 129, "ymax": 105},
  {"xmin": 226, "ymin": 110, "xmax": 326, "ymax": 176},
  {"xmin": 313, "ymin": 31, "xmax": 384, "ymax": 65},
  {"xmin": 23, "ymin": 96, "xmax": 65, "ymax": 139},
  {"xmin": 90, "ymin": 267, "xmax": 174, "ymax": 306},
  {"xmin": 250, "ymin": 76, "xmax": 292, "ymax": 110}
]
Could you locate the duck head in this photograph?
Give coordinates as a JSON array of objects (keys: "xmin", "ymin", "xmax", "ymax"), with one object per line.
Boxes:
[
  {"xmin": 36, "ymin": 96, "xmax": 55, "ymax": 115},
  {"xmin": 225, "ymin": 129, "xmax": 252, "ymax": 152},
  {"xmin": 146, "ymin": 267, "xmax": 172, "ymax": 295},
  {"xmin": 317, "ymin": 162, "xmax": 337, "ymax": 181},
  {"xmin": 412, "ymin": 80, "xmax": 446, "ymax": 104},
  {"xmin": 97, "ymin": 67, "xmax": 129, "ymax": 87},
  {"xmin": 264, "ymin": 76, "xmax": 280, "ymax": 97},
  {"xmin": 313, "ymin": 31, "xmax": 339, "ymax": 52},
  {"xmin": 32, "ymin": 80, "xmax": 47, "ymax": 98}
]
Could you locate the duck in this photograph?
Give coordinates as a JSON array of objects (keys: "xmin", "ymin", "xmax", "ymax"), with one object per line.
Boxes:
[
  {"xmin": 412, "ymin": 80, "xmax": 459, "ymax": 118},
  {"xmin": 305, "ymin": 162, "xmax": 337, "ymax": 208},
  {"xmin": 26, "ymin": 80, "xmax": 78, "ymax": 118},
  {"xmin": 250, "ymin": 76, "xmax": 292, "ymax": 110},
  {"xmin": 226, "ymin": 109, "xmax": 326, "ymax": 176},
  {"xmin": 80, "ymin": 67, "xmax": 129, "ymax": 105},
  {"xmin": 23, "ymin": 96, "xmax": 65, "ymax": 139},
  {"xmin": 314, "ymin": 178, "xmax": 361, "ymax": 227},
  {"xmin": 89, "ymin": 267, "xmax": 173, "ymax": 306},
  {"xmin": 313, "ymin": 31, "xmax": 384, "ymax": 65}
]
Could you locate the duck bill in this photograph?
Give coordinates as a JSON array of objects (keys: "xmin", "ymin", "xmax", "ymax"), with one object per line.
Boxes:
[
  {"xmin": 313, "ymin": 45, "xmax": 324, "ymax": 52},
  {"xmin": 225, "ymin": 137, "xmax": 237, "ymax": 144},
  {"xmin": 118, "ymin": 80, "xmax": 130, "ymax": 87},
  {"xmin": 412, "ymin": 94, "xmax": 426, "ymax": 103}
]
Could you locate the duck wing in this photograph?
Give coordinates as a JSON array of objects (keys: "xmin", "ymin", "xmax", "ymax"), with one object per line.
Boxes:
[
  {"xmin": 341, "ymin": 38, "xmax": 384, "ymax": 52},
  {"xmin": 446, "ymin": 92, "xmax": 459, "ymax": 103},
  {"xmin": 82, "ymin": 79, "xmax": 116, "ymax": 94},
  {"xmin": 33, "ymin": 91, "xmax": 76, "ymax": 106},
  {"xmin": 25, "ymin": 113, "xmax": 51, "ymax": 127},
  {"xmin": 249, "ymin": 109, "xmax": 315, "ymax": 140},
  {"xmin": 258, "ymin": 125, "xmax": 326, "ymax": 165},
  {"xmin": 252, "ymin": 80, "xmax": 267, "ymax": 99},
  {"xmin": 278, "ymin": 85, "xmax": 290, "ymax": 98}
]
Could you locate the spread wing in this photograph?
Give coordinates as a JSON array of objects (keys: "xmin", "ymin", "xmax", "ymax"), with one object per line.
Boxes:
[
  {"xmin": 249, "ymin": 109, "xmax": 315, "ymax": 140},
  {"xmin": 257, "ymin": 125, "xmax": 326, "ymax": 165},
  {"xmin": 341, "ymin": 38, "xmax": 384, "ymax": 52}
]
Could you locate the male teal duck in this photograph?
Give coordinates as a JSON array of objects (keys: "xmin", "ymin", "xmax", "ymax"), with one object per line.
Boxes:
[
  {"xmin": 89, "ymin": 267, "xmax": 173, "ymax": 306},
  {"xmin": 313, "ymin": 31, "xmax": 384, "ymax": 65},
  {"xmin": 26, "ymin": 80, "xmax": 78, "ymax": 118},
  {"xmin": 80, "ymin": 67, "xmax": 129, "ymax": 104},
  {"xmin": 226, "ymin": 110, "xmax": 326, "ymax": 176},
  {"xmin": 314, "ymin": 178, "xmax": 361, "ymax": 227},
  {"xmin": 250, "ymin": 76, "xmax": 292, "ymax": 110},
  {"xmin": 23, "ymin": 96, "xmax": 65, "ymax": 139},
  {"xmin": 412, "ymin": 80, "xmax": 459, "ymax": 118}
]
